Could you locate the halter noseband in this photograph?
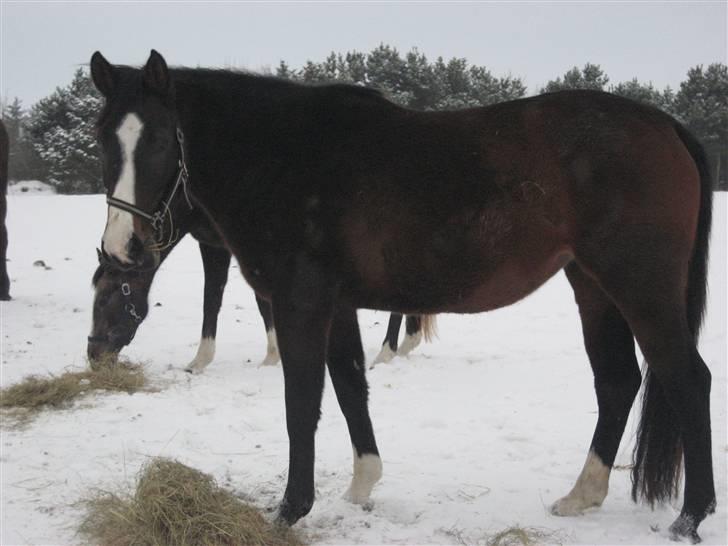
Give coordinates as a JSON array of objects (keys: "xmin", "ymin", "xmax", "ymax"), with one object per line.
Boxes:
[
  {"xmin": 87, "ymin": 279, "xmax": 143, "ymax": 345},
  {"xmin": 106, "ymin": 126, "xmax": 194, "ymax": 237}
]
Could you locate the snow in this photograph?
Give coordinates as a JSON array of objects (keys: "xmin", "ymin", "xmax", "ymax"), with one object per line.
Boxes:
[
  {"xmin": 7, "ymin": 181, "xmax": 56, "ymax": 195},
  {"xmin": 1, "ymin": 191, "xmax": 726, "ymax": 545}
]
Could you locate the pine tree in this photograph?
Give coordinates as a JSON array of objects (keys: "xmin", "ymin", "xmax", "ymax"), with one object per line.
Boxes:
[
  {"xmin": 610, "ymin": 78, "xmax": 674, "ymax": 112},
  {"xmin": 277, "ymin": 45, "xmax": 526, "ymax": 111},
  {"xmin": 366, "ymin": 44, "xmax": 411, "ymax": 105},
  {"xmin": 542, "ymin": 63, "xmax": 609, "ymax": 92},
  {"xmin": 673, "ymin": 63, "xmax": 728, "ymax": 188},
  {"xmin": 2, "ymin": 98, "xmax": 46, "ymax": 180},
  {"xmin": 27, "ymin": 68, "xmax": 103, "ymax": 193}
]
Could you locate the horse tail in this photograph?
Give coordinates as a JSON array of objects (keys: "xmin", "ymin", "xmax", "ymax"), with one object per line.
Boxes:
[
  {"xmin": 631, "ymin": 121, "xmax": 713, "ymax": 506},
  {"xmin": 421, "ymin": 315, "xmax": 438, "ymax": 343}
]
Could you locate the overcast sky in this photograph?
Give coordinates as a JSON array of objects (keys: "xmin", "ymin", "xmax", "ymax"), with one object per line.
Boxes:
[{"xmin": 1, "ymin": 1, "xmax": 726, "ymax": 106}]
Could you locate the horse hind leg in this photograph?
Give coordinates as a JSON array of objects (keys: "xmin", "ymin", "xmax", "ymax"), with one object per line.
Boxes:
[
  {"xmin": 255, "ymin": 295, "xmax": 280, "ymax": 366},
  {"xmin": 576, "ymin": 237, "xmax": 714, "ymax": 542},
  {"xmin": 371, "ymin": 312, "xmax": 403, "ymax": 366},
  {"xmin": 397, "ymin": 315, "xmax": 423, "ymax": 357},
  {"xmin": 327, "ymin": 305, "xmax": 382, "ymax": 504},
  {"xmin": 551, "ymin": 263, "xmax": 641, "ymax": 516}
]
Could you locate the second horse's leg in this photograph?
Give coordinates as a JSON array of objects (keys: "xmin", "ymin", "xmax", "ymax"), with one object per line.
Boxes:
[
  {"xmin": 255, "ymin": 294, "xmax": 279, "ymax": 366},
  {"xmin": 372, "ymin": 312, "xmax": 403, "ymax": 366},
  {"xmin": 185, "ymin": 243, "xmax": 231, "ymax": 373}
]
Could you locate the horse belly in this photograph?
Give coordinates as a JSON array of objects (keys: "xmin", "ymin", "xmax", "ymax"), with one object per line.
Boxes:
[
  {"xmin": 342, "ymin": 205, "xmax": 571, "ymax": 315},
  {"xmin": 443, "ymin": 244, "xmax": 573, "ymax": 313}
]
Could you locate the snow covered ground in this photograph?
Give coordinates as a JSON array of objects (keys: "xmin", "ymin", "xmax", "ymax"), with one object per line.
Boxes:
[{"xmin": 1, "ymin": 192, "xmax": 726, "ymax": 546}]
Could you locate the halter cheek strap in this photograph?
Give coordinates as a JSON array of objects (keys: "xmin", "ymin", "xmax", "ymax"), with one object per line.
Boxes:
[
  {"xmin": 87, "ymin": 280, "xmax": 143, "ymax": 344},
  {"xmin": 106, "ymin": 126, "xmax": 194, "ymax": 235}
]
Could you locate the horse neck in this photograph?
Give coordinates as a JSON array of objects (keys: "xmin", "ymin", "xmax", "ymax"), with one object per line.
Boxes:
[{"xmin": 172, "ymin": 70, "xmax": 280, "ymax": 209}]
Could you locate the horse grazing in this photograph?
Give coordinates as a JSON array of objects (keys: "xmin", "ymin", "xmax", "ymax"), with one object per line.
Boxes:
[
  {"xmin": 88, "ymin": 203, "xmax": 279, "ymax": 371},
  {"xmin": 90, "ymin": 50, "xmax": 715, "ymax": 542},
  {"xmin": 0, "ymin": 119, "xmax": 9, "ymax": 301},
  {"xmin": 89, "ymin": 168, "xmax": 427, "ymax": 371}
]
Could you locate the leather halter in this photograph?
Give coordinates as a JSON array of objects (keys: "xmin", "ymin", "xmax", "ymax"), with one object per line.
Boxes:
[{"xmin": 106, "ymin": 126, "xmax": 194, "ymax": 237}]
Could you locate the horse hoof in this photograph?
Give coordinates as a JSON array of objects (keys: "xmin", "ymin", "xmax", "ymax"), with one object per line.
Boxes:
[
  {"xmin": 184, "ymin": 364, "xmax": 206, "ymax": 375},
  {"xmin": 372, "ymin": 345, "xmax": 396, "ymax": 366},
  {"xmin": 276, "ymin": 496, "xmax": 311, "ymax": 526},
  {"xmin": 669, "ymin": 513, "xmax": 701, "ymax": 544},
  {"xmin": 550, "ymin": 500, "xmax": 581, "ymax": 517},
  {"xmin": 396, "ymin": 332, "xmax": 422, "ymax": 357},
  {"xmin": 258, "ymin": 354, "xmax": 280, "ymax": 367},
  {"xmin": 549, "ymin": 496, "xmax": 597, "ymax": 517}
]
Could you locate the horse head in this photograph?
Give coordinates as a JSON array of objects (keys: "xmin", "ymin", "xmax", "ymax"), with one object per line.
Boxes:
[
  {"xmin": 91, "ymin": 50, "xmax": 190, "ymax": 273},
  {"xmin": 87, "ymin": 251, "xmax": 153, "ymax": 364}
]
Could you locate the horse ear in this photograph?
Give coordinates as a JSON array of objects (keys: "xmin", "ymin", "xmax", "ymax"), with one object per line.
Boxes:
[
  {"xmin": 143, "ymin": 49, "xmax": 171, "ymax": 95},
  {"xmin": 90, "ymin": 51, "xmax": 116, "ymax": 96}
]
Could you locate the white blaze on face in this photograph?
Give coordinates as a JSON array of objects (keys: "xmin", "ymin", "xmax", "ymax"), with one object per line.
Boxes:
[{"xmin": 102, "ymin": 113, "xmax": 144, "ymax": 263}]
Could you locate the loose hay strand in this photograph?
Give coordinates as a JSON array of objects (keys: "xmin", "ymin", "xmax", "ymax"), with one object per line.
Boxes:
[
  {"xmin": 487, "ymin": 526, "xmax": 559, "ymax": 546},
  {"xmin": 79, "ymin": 458, "xmax": 305, "ymax": 546},
  {"xmin": 445, "ymin": 524, "xmax": 566, "ymax": 546}
]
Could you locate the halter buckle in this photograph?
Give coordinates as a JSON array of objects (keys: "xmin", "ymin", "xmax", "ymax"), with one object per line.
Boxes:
[
  {"xmin": 151, "ymin": 211, "xmax": 165, "ymax": 232},
  {"xmin": 121, "ymin": 282, "xmax": 131, "ymax": 296},
  {"xmin": 125, "ymin": 302, "xmax": 143, "ymax": 322}
]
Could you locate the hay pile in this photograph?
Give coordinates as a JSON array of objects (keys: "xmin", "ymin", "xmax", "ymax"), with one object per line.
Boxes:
[
  {"xmin": 79, "ymin": 458, "xmax": 305, "ymax": 546},
  {"xmin": 0, "ymin": 357, "xmax": 147, "ymax": 424}
]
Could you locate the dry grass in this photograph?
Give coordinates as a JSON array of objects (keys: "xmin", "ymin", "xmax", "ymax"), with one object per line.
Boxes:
[
  {"xmin": 0, "ymin": 356, "xmax": 147, "ymax": 425},
  {"xmin": 78, "ymin": 458, "xmax": 305, "ymax": 546},
  {"xmin": 486, "ymin": 526, "xmax": 563, "ymax": 546},
  {"xmin": 446, "ymin": 524, "xmax": 566, "ymax": 546}
]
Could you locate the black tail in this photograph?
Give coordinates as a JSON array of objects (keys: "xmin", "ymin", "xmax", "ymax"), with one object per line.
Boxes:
[{"xmin": 631, "ymin": 122, "xmax": 713, "ymax": 506}]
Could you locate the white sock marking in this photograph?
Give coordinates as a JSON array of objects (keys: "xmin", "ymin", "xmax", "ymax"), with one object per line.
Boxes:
[
  {"xmin": 185, "ymin": 336, "xmax": 216, "ymax": 374},
  {"xmin": 102, "ymin": 113, "xmax": 143, "ymax": 263},
  {"xmin": 343, "ymin": 447, "xmax": 382, "ymax": 504},
  {"xmin": 551, "ymin": 449, "xmax": 610, "ymax": 516},
  {"xmin": 397, "ymin": 330, "xmax": 422, "ymax": 357},
  {"xmin": 259, "ymin": 329, "xmax": 279, "ymax": 366},
  {"xmin": 371, "ymin": 343, "xmax": 396, "ymax": 366}
]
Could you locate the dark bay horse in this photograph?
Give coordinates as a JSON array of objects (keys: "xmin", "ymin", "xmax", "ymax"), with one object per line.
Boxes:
[
  {"xmin": 0, "ymin": 119, "xmax": 9, "ymax": 301},
  {"xmin": 88, "ymin": 185, "xmax": 427, "ymax": 371},
  {"xmin": 90, "ymin": 50, "xmax": 715, "ymax": 542}
]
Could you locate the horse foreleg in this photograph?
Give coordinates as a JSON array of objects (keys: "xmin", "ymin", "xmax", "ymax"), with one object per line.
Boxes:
[
  {"xmin": 185, "ymin": 243, "xmax": 230, "ymax": 374},
  {"xmin": 255, "ymin": 295, "xmax": 279, "ymax": 366},
  {"xmin": 327, "ymin": 304, "xmax": 382, "ymax": 505},
  {"xmin": 273, "ymin": 254, "xmax": 336, "ymax": 525},
  {"xmin": 551, "ymin": 264, "xmax": 641, "ymax": 516}
]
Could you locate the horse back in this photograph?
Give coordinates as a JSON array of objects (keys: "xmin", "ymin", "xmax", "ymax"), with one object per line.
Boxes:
[{"xmin": 329, "ymin": 91, "xmax": 699, "ymax": 313}]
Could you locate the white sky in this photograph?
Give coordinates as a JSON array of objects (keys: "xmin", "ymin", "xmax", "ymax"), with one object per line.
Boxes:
[{"xmin": 1, "ymin": 1, "xmax": 726, "ymax": 106}]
